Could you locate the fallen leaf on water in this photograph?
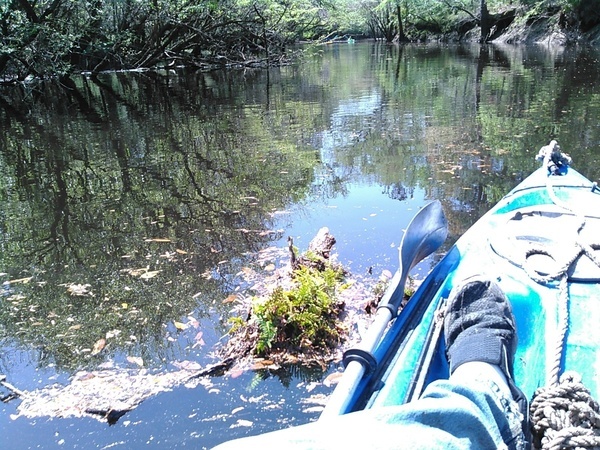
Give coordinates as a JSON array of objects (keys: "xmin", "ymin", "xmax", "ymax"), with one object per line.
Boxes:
[
  {"xmin": 66, "ymin": 283, "xmax": 93, "ymax": 297},
  {"xmin": 230, "ymin": 419, "xmax": 253, "ymax": 428},
  {"xmin": 174, "ymin": 321, "xmax": 187, "ymax": 331},
  {"xmin": 126, "ymin": 356, "xmax": 144, "ymax": 367},
  {"xmin": 323, "ymin": 371, "xmax": 344, "ymax": 387},
  {"xmin": 194, "ymin": 331, "xmax": 204, "ymax": 344},
  {"xmin": 241, "ymin": 267, "xmax": 255, "ymax": 276},
  {"xmin": 6, "ymin": 277, "xmax": 32, "ymax": 284},
  {"xmin": 223, "ymin": 294, "xmax": 238, "ymax": 304},
  {"xmin": 91, "ymin": 338, "xmax": 106, "ymax": 355},
  {"xmin": 139, "ymin": 270, "xmax": 160, "ymax": 280},
  {"xmin": 123, "ymin": 267, "xmax": 148, "ymax": 276},
  {"xmin": 187, "ymin": 316, "xmax": 200, "ymax": 329}
]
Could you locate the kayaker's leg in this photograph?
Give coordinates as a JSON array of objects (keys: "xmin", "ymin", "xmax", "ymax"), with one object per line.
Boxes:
[
  {"xmin": 442, "ymin": 275, "xmax": 528, "ymax": 448},
  {"xmin": 212, "ymin": 374, "xmax": 524, "ymax": 450},
  {"xmin": 411, "ymin": 375, "xmax": 525, "ymax": 450}
]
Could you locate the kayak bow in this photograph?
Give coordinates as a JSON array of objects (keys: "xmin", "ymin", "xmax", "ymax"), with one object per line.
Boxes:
[{"xmin": 322, "ymin": 151, "xmax": 600, "ymax": 422}]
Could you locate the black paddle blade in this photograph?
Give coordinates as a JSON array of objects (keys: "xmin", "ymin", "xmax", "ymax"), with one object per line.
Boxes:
[
  {"xmin": 398, "ymin": 200, "xmax": 448, "ymax": 283},
  {"xmin": 378, "ymin": 200, "xmax": 448, "ymax": 318}
]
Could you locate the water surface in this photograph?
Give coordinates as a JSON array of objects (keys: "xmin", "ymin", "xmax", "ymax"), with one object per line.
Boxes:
[{"xmin": 1, "ymin": 42, "xmax": 600, "ymax": 449}]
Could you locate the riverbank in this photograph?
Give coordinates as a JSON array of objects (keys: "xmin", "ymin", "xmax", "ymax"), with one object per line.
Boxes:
[
  {"xmin": 417, "ymin": 5, "xmax": 600, "ymax": 46},
  {"xmin": 492, "ymin": 9, "xmax": 600, "ymax": 45}
]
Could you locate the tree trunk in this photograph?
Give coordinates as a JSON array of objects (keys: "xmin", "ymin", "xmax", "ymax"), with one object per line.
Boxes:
[
  {"xmin": 480, "ymin": 0, "xmax": 490, "ymax": 43},
  {"xmin": 396, "ymin": 2, "xmax": 409, "ymax": 42}
]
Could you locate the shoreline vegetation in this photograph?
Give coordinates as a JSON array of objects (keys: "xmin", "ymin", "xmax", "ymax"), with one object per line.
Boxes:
[{"xmin": 1, "ymin": 1, "xmax": 600, "ymax": 85}]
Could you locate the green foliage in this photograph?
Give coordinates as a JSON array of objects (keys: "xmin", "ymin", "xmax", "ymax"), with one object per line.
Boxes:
[
  {"xmin": 251, "ymin": 266, "xmax": 345, "ymax": 355},
  {"xmin": 228, "ymin": 316, "xmax": 247, "ymax": 334},
  {"xmin": 0, "ymin": 0, "xmax": 329, "ymax": 81},
  {"xmin": 1, "ymin": 0, "xmax": 598, "ymax": 80}
]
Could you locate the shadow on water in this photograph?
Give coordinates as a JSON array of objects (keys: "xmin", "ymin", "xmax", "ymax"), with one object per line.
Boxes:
[{"xmin": 1, "ymin": 42, "xmax": 600, "ymax": 448}]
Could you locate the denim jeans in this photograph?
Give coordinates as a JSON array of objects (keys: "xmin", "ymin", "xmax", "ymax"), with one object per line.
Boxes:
[{"xmin": 212, "ymin": 376, "xmax": 526, "ymax": 450}]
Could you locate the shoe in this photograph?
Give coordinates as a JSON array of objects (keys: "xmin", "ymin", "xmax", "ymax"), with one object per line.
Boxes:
[
  {"xmin": 444, "ymin": 275, "xmax": 528, "ymax": 424},
  {"xmin": 445, "ymin": 275, "xmax": 517, "ymax": 376}
]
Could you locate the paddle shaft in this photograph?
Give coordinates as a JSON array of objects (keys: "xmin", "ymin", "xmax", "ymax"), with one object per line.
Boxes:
[
  {"xmin": 320, "ymin": 201, "xmax": 447, "ymax": 418},
  {"xmin": 320, "ymin": 291, "xmax": 396, "ymax": 419}
]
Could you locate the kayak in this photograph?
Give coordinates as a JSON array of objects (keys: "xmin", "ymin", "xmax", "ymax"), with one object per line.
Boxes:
[
  {"xmin": 212, "ymin": 142, "xmax": 600, "ymax": 449},
  {"xmin": 321, "ymin": 147, "xmax": 600, "ymax": 420}
]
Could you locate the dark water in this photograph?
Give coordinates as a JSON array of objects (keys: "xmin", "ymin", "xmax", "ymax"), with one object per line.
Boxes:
[{"xmin": 1, "ymin": 42, "xmax": 600, "ymax": 449}]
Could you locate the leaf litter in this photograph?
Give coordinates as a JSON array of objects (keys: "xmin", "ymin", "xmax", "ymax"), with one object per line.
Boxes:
[{"xmin": 3, "ymin": 228, "xmax": 394, "ymax": 426}]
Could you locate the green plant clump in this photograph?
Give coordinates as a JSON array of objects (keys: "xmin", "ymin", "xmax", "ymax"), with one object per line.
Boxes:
[{"xmin": 252, "ymin": 266, "xmax": 345, "ymax": 355}]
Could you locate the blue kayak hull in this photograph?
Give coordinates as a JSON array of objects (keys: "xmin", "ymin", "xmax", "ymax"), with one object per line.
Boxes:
[{"xmin": 355, "ymin": 166, "xmax": 600, "ymax": 412}]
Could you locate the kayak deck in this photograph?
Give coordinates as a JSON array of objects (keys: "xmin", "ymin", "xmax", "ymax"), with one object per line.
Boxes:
[{"xmin": 363, "ymin": 167, "xmax": 600, "ymax": 411}]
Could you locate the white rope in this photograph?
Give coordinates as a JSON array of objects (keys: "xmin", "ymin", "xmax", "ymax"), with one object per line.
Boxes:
[
  {"xmin": 531, "ymin": 372, "xmax": 600, "ymax": 450},
  {"xmin": 528, "ymin": 155, "xmax": 600, "ymax": 449}
]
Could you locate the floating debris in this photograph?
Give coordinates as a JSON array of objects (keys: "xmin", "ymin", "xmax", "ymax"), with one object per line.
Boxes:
[
  {"xmin": 63, "ymin": 283, "xmax": 94, "ymax": 297},
  {"xmin": 7, "ymin": 360, "xmax": 232, "ymax": 423}
]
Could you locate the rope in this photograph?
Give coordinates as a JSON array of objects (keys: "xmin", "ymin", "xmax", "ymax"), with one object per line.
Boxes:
[
  {"xmin": 547, "ymin": 275, "xmax": 569, "ymax": 388},
  {"xmin": 530, "ymin": 372, "xmax": 600, "ymax": 450},
  {"xmin": 527, "ymin": 151, "xmax": 600, "ymax": 449}
]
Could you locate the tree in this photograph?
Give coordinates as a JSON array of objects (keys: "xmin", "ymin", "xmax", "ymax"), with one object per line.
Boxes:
[
  {"xmin": 480, "ymin": 0, "xmax": 490, "ymax": 42},
  {"xmin": 0, "ymin": 0, "xmax": 328, "ymax": 82}
]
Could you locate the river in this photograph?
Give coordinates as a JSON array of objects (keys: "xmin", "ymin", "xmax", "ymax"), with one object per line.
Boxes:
[{"xmin": 1, "ymin": 42, "xmax": 600, "ymax": 449}]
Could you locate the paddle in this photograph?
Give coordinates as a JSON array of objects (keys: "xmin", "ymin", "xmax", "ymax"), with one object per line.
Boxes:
[{"xmin": 320, "ymin": 200, "xmax": 448, "ymax": 418}]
